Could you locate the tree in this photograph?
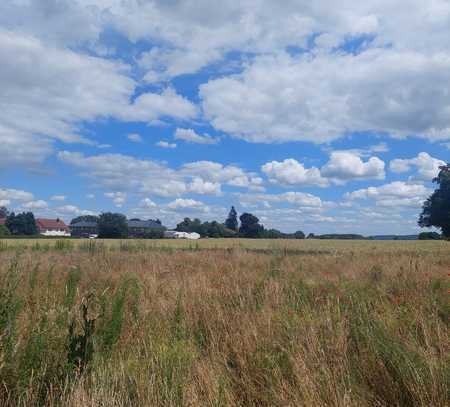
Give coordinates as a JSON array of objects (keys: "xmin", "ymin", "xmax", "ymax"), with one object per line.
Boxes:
[
  {"xmin": 0, "ymin": 206, "xmax": 8, "ymax": 218},
  {"xmin": 239, "ymin": 213, "xmax": 264, "ymax": 238},
  {"xmin": 98, "ymin": 213, "xmax": 128, "ymax": 238},
  {"xmin": 6, "ymin": 212, "xmax": 37, "ymax": 235},
  {"xmin": 176, "ymin": 218, "xmax": 203, "ymax": 235},
  {"xmin": 70, "ymin": 215, "xmax": 99, "ymax": 225},
  {"xmin": 293, "ymin": 230, "xmax": 305, "ymax": 239},
  {"xmin": 419, "ymin": 164, "xmax": 450, "ymax": 238},
  {"xmin": 418, "ymin": 231, "xmax": 442, "ymax": 240},
  {"xmin": 224, "ymin": 206, "xmax": 238, "ymax": 231},
  {"xmin": 0, "ymin": 225, "xmax": 10, "ymax": 237}
]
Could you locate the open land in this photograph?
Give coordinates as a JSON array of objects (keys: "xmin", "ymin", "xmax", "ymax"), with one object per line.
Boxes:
[{"xmin": 0, "ymin": 239, "xmax": 448, "ymax": 406}]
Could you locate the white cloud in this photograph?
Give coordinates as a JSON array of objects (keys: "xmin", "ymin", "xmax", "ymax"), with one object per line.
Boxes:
[
  {"xmin": 156, "ymin": 141, "xmax": 177, "ymax": 149},
  {"xmin": 50, "ymin": 195, "xmax": 66, "ymax": 201},
  {"xmin": 369, "ymin": 143, "xmax": 389, "ymax": 153},
  {"xmin": 0, "ymin": 29, "xmax": 197, "ymax": 170},
  {"xmin": 389, "ymin": 152, "xmax": 445, "ymax": 181},
  {"xmin": 167, "ymin": 198, "xmax": 207, "ymax": 212},
  {"xmin": 188, "ymin": 178, "xmax": 222, "ymax": 195},
  {"xmin": 86, "ymin": 194, "xmax": 95, "ymax": 199},
  {"xmin": 238, "ymin": 191, "xmax": 325, "ymax": 209},
  {"xmin": 262, "ymin": 159, "xmax": 328, "ymax": 187},
  {"xmin": 0, "ymin": 188, "xmax": 34, "ymax": 202},
  {"xmin": 22, "ymin": 200, "xmax": 48, "ymax": 210},
  {"xmin": 56, "ymin": 205, "xmax": 96, "ymax": 216},
  {"xmin": 127, "ymin": 133, "xmax": 143, "ymax": 143},
  {"xmin": 104, "ymin": 192, "xmax": 127, "ymax": 207},
  {"xmin": 201, "ymin": 50, "xmax": 450, "ymax": 143},
  {"xmin": 261, "ymin": 152, "xmax": 385, "ymax": 187},
  {"xmin": 321, "ymin": 151, "xmax": 385, "ymax": 183},
  {"xmin": 140, "ymin": 198, "xmax": 157, "ymax": 208},
  {"xmin": 58, "ymin": 152, "xmax": 260, "ymax": 201},
  {"xmin": 346, "ymin": 181, "xmax": 431, "ymax": 207},
  {"xmin": 0, "ymin": 200, "xmax": 10, "ymax": 207},
  {"xmin": 181, "ymin": 161, "xmax": 264, "ymax": 191},
  {"xmin": 174, "ymin": 128, "xmax": 219, "ymax": 144}
]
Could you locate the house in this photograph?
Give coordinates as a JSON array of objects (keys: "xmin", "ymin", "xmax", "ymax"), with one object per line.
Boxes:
[
  {"xmin": 70, "ymin": 221, "xmax": 98, "ymax": 238},
  {"xmin": 127, "ymin": 219, "xmax": 164, "ymax": 238},
  {"xmin": 0, "ymin": 218, "xmax": 5, "ymax": 226},
  {"xmin": 36, "ymin": 218, "xmax": 70, "ymax": 237},
  {"xmin": 164, "ymin": 230, "xmax": 201, "ymax": 240}
]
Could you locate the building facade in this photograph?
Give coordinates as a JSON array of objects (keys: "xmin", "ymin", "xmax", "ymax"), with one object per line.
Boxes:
[
  {"xmin": 36, "ymin": 218, "xmax": 70, "ymax": 237},
  {"xmin": 70, "ymin": 221, "xmax": 99, "ymax": 238}
]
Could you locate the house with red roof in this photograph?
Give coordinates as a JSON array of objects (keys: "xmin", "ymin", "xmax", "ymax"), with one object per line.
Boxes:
[{"xmin": 36, "ymin": 218, "xmax": 70, "ymax": 237}]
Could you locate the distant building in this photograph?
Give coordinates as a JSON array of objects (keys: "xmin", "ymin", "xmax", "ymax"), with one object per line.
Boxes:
[
  {"xmin": 0, "ymin": 218, "xmax": 5, "ymax": 226},
  {"xmin": 127, "ymin": 219, "xmax": 164, "ymax": 238},
  {"xmin": 36, "ymin": 218, "xmax": 70, "ymax": 237},
  {"xmin": 164, "ymin": 231, "xmax": 201, "ymax": 240},
  {"xmin": 70, "ymin": 221, "xmax": 98, "ymax": 238}
]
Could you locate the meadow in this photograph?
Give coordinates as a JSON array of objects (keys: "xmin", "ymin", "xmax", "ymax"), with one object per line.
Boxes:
[{"xmin": 0, "ymin": 239, "xmax": 448, "ymax": 406}]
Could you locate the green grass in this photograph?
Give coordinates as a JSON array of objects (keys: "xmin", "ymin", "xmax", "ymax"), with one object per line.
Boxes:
[{"xmin": 0, "ymin": 242, "xmax": 448, "ymax": 406}]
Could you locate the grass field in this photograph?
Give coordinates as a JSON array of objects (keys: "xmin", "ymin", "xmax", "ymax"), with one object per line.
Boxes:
[{"xmin": 0, "ymin": 239, "xmax": 448, "ymax": 406}]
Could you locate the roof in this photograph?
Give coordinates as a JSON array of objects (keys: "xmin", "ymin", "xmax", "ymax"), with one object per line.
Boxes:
[
  {"xmin": 0, "ymin": 218, "xmax": 5, "ymax": 226},
  {"xmin": 70, "ymin": 221, "xmax": 98, "ymax": 228},
  {"xmin": 127, "ymin": 219, "xmax": 163, "ymax": 228},
  {"xmin": 36, "ymin": 218, "xmax": 69, "ymax": 230}
]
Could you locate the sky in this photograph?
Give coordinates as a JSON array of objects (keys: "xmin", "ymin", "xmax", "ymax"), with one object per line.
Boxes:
[{"xmin": 0, "ymin": 0, "xmax": 449, "ymax": 235}]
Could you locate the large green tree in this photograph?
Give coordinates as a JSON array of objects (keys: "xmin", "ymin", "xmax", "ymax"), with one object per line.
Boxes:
[
  {"xmin": 70, "ymin": 215, "xmax": 99, "ymax": 224},
  {"xmin": 6, "ymin": 212, "xmax": 37, "ymax": 235},
  {"xmin": 239, "ymin": 213, "xmax": 264, "ymax": 238},
  {"xmin": 419, "ymin": 164, "xmax": 450, "ymax": 238},
  {"xmin": 98, "ymin": 213, "xmax": 128, "ymax": 238},
  {"xmin": 224, "ymin": 206, "xmax": 238, "ymax": 231}
]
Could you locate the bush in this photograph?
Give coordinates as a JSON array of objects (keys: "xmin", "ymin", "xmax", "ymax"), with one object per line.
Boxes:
[
  {"xmin": 0, "ymin": 224, "xmax": 10, "ymax": 237},
  {"xmin": 418, "ymin": 231, "xmax": 442, "ymax": 240}
]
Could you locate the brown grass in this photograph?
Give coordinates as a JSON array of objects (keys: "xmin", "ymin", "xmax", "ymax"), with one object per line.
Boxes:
[{"xmin": 0, "ymin": 240, "xmax": 448, "ymax": 406}]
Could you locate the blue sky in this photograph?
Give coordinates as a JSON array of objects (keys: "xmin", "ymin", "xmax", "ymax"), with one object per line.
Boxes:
[{"xmin": 0, "ymin": 0, "xmax": 449, "ymax": 234}]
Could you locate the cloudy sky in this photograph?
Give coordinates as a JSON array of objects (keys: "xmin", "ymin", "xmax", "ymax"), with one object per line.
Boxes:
[{"xmin": 0, "ymin": 0, "xmax": 448, "ymax": 234}]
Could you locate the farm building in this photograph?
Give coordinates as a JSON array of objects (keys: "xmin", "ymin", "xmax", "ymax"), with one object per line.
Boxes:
[
  {"xmin": 127, "ymin": 219, "xmax": 164, "ymax": 238},
  {"xmin": 0, "ymin": 217, "xmax": 5, "ymax": 226},
  {"xmin": 164, "ymin": 230, "xmax": 201, "ymax": 240},
  {"xmin": 70, "ymin": 221, "xmax": 98, "ymax": 238},
  {"xmin": 36, "ymin": 218, "xmax": 70, "ymax": 237}
]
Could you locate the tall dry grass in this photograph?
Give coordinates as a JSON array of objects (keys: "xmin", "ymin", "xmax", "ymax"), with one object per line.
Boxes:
[{"xmin": 0, "ymin": 242, "xmax": 448, "ymax": 406}]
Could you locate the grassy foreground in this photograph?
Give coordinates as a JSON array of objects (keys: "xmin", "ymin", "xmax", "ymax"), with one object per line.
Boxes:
[{"xmin": 0, "ymin": 240, "xmax": 448, "ymax": 406}]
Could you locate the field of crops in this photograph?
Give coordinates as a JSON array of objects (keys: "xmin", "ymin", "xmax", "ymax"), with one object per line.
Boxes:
[{"xmin": 0, "ymin": 239, "xmax": 448, "ymax": 406}]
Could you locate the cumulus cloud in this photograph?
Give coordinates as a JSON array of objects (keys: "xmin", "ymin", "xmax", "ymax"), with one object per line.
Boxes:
[
  {"xmin": 0, "ymin": 188, "xmax": 34, "ymax": 202},
  {"xmin": 104, "ymin": 192, "xmax": 127, "ymax": 207},
  {"xmin": 321, "ymin": 151, "xmax": 385, "ymax": 183},
  {"xmin": 261, "ymin": 152, "xmax": 385, "ymax": 187},
  {"xmin": 188, "ymin": 178, "xmax": 222, "ymax": 195},
  {"xmin": 174, "ymin": 128, "xmax": 219, "ymax": 144},
  {"xmin": 390, "ymin": 152, "xmax": 445, "ymax": 181},
  {"xmin": 181, "ymin": 161, "xmax": 264, "ymax": 191},
  {"xmin": 346, "ymin": 182, "xmax": 431, "ymax": 207},
  {"xmin": 140, "ymin": 198, "xmax": 157, "ymax": 208},
  {"xmin": 22, "ymin": 200, "xmax": 48, "ymax": 210},
  {"xmin": 156, "ymin": 141, "xmax": 177, "ymax": 149},
  {"xmin": 56, "ymin": 205, "xmax": 96, "ymax": 216},
  {"xmin": 58, "ymin": 152, "xmax": 261, "ymax": 200},
  {"xmin": 167, "ymin": 198, "xmax": 207, "ymax": 211},
  {"xmin": 262, "ymin": 159, "xmax": 328, "ymax": 187},
  {"xmin": 201, "ymin": 50, "xmax": 450, "ymax": 143},
  {"xmin": 0, "ymin": 29, "xmax": 196, "ymax": 170}
]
